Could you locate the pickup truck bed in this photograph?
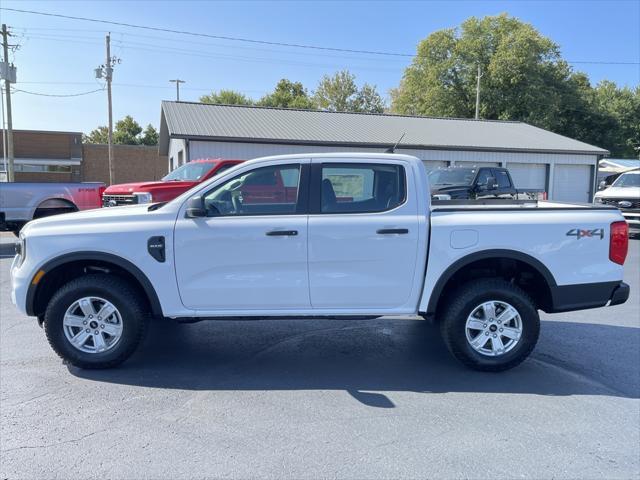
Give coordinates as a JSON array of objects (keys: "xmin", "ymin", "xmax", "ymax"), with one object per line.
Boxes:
[{"xmin": 0, "ymin": 182, "xmax": 104, "ymax": 234}]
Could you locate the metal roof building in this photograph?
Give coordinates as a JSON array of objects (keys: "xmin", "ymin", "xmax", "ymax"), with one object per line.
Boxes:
[{"xmin": 159, "ymin": 101, "xmax": 609, "ymax": 202}]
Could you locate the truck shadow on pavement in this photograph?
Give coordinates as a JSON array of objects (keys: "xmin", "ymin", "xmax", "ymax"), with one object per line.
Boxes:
[{"xmin": 71, "ymin": 317, "xmax": 640, "ymax": 405}]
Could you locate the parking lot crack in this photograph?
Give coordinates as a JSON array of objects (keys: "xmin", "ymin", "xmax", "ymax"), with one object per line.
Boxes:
[{"xmin": 1, "ymin": 428, "xmax": 109, "ymax": 453}]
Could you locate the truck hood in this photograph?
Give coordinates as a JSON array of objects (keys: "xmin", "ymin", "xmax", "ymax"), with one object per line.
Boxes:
[
  {"xmin": 595, "ymin": 186, "xmax": 640, "ymax": 198},
  {"xmin": 431, "ymin": 184, "xmax": 472, "ymax": 197},
  {"xmin": 22, "ymin": 204, "xmax": 155, "ymax": 235},
  {"xmin": 103, "ymin": 180, "xmax": 197, "ymax": 194}
]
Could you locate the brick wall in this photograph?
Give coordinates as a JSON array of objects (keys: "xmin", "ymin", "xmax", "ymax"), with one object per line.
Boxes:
[
  {"xmin": 15, "ymin": 172, "xmax": 75, "ymax": 183},
  {"xmin": 1, "ymin": 130, "xmax": 82, "ymax": 159},
  {"xmin": 82, "ymin": 144, "xmax": 168, "ymax": 185}
]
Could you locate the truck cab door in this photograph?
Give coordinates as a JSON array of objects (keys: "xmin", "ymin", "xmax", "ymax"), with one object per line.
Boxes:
[
  {"xmin": 173, "ymin": 160, "xmax": 311, "ymax": 312},
  {"xmin": 492, "ymin": 169, "xmax": 517, "ymax": 198},
  {"xmin": 473, "ymin": 168, "xmax": 496, "ymax": 199},
  {"xmin": 307, "ymin": 159, "xmax": 423, "ymax": 311}
]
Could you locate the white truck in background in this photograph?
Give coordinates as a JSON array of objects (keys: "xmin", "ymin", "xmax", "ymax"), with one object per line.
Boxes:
[
  {"xmin": 594, "ymin": 169, "xmax": 640, "ymax": 235},
  {"xmin": 0, "ymin": 182, "xmax": 105, "ymax": 235},
  {"xmin": 10, "ymin": 153, "xmax": 630, "ymax": 371}
]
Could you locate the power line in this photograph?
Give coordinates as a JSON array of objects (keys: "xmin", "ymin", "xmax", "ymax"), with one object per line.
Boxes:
[
  {"xmin": 12, "ymin": 87, "xmax": 104, "ymax": 97},
  {"xmin": 6, "ymin": 7, "xmax": 637, "ymax": 65},
  {"xmin": 0, "ymin": 7, "xmax": 412, "ymax": 57}
]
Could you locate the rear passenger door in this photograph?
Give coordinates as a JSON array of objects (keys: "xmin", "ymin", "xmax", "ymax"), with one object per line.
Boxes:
[{"xmin": 307, "ymin": 159, "xmax": 420, "ymax": 310}]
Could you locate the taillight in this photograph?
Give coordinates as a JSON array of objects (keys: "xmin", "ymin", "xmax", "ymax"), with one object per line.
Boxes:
[{"xmin": 609, "ymin": 221, "xmax": 628, "ymax": 265}]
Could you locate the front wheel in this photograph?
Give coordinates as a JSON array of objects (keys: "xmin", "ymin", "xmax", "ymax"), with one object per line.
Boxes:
[
  {"xmin": 439, "ymin": 279, "xmax": 540, "ymax": 372},
  {"xmin": 44, "ymin": 274, "xmax": 149, "ymax": 369}
]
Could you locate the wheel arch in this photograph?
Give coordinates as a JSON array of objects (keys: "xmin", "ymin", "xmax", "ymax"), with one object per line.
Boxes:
[
  {"xmin": 35, "ymin": 197, "xmax": 78, "ymax": 212},
  {"xmin": 425, "ymin": 249, "xmax": 557, "ymax": 316},
  {"xmin": 26, "ymin": 251, "xmax": 163, "ymax": 318}
]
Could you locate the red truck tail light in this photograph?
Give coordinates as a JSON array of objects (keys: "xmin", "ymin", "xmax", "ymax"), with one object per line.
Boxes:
[{"xmin": 609, "ymin": 221, "xmax": 628, "ymax": 265}]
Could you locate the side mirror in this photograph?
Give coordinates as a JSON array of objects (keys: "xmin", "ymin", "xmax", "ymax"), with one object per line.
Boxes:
[
  {"xmin": 185, "ymin": 196, "xmax": 206, "ymax": 218},
  {"xmin": 598, "ymin": 180, "xmax": 606, "ymax": 191},
  {"xmin": 486, "ymin": 176, "xmax": 497, "ymax": 190}
]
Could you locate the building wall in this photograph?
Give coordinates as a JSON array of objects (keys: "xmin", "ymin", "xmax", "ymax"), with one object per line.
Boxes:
[
  {"xmin": 15, "ymin": 172, "xmax": 75, "ymax": 183},
  {"xmin": 82, "ymin": 144, "xmax": 168, "ymax": 185},
  {"xmin": 168, "ymin": 138, "xmax": 187, "ymax": 171},
  {"xmin": 1, "ymin": 130, "xmax": 82, "ymax": 159},
  {"xmin": 182, "ymin": 139, "xmax": 599, "ymax": 201}
]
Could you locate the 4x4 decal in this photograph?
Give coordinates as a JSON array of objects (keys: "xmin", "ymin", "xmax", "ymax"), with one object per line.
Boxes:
[{"xmin": 566, "ymin": 228, "xmax": 604, "ymax": 239}]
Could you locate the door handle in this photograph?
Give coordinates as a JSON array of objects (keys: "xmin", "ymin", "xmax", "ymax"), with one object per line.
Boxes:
[
  {"xmin": 266, "ymin": 230, "xmax": 298, "ymax": 236},
  {"xmin": 377, "ymin": 228, "xmax": 409, "ymax": 235}
]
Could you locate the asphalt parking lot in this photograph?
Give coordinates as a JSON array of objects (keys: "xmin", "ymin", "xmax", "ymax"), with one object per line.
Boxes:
[{"xmin": 1, "ymin": 232, "xmax": 638, "ymax": 479}]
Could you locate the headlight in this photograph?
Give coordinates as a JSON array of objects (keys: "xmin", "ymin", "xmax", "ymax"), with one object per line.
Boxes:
[
  {"xmin": 15, "ymin": 234, "xmax": 26, "ymax": 267},
  {"xmin": 594, "ymin": 196, "xmax": 603, "ymax": 204},
  {"xmin": 133, "ymin": 192, "xmax": 153, "ymax": 204}
]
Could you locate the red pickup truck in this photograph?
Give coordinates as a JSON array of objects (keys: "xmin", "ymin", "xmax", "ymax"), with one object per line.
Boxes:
[{"xmin": 102, "ymin": 158, "xmax": 243, "ymax": 207}]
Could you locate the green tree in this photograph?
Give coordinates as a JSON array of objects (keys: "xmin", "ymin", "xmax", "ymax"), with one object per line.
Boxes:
[
  {"xmin": 257, "ymin": 79, "xmax": 315, "ymax": 109},
  {"xmin": 84, "ymin": 117, "xmax": 160, "ymax": 146},
  {"xmin": 314, "ymin": 70, "xmax": 385, "ymax": 113},
  {"xmin": 390, "ymin": 13, "xmax": 639, "ymax": 157},
  {"xmin": 113, "ymin": 115, "xmax": 143, "ymax": 145},
  {"xmin": 592, "ymin": 82, "xmax": 640, "ymax": 158},
  {"xmin": 140, "ymin": 124, "xmax": 159, "ymax": 146},
  {"xmin": 83, "ymin": 126, "xmax": 109, "ymax": 144},
  {"xmin": 391, "ymin": 14, "xmax": 572, "ymax": 126},
  {"xmin": 200, "ymin": 89, "xmax": 253, "ymax": 105},
  {"xmin": 352, "ymin": 83, "xmax": 385, "ymax": 113}
]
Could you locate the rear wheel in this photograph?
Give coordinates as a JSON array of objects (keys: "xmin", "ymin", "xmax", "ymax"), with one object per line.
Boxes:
[
  {"xmin": 44, "ymin": 274, "xmax": 148, "ymax": 369},
  {"xmin": 439, "ymin": 279, "xmax": 540, "ymax": 372}
]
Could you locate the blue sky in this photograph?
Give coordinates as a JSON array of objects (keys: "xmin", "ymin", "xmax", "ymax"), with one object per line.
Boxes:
[{"xmin": 1, "ymin": 0, "xmax": 639, "ymax": 134}]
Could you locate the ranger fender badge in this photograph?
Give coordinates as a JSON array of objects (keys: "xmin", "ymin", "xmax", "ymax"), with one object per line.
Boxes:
[{"xmin": 147, "ymin": 236, "xmax": 166, "ymax": 262}]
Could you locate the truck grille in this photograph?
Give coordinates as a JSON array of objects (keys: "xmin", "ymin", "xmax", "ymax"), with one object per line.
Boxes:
[
  {"xmin": 600, "ymin": 197, "xmax": 640, "ymax": 210},
  {"xmin": 102, "ymin": 194, "xmax": 137, "ymax": 207}
]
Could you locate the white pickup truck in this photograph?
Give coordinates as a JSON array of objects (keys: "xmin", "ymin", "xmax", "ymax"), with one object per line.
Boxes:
[{"xmin": 10, "ymin": 153, "xmax": 630, "ymax": 371}]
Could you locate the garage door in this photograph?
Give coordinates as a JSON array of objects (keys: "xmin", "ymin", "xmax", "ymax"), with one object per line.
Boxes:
[
  {"xmin": 553, "ymin": 164, "xmax": 593, "ymax": 202},
  {"xmin": 507, "ymin": 163, "xmax": 547, "ymax": 190}
]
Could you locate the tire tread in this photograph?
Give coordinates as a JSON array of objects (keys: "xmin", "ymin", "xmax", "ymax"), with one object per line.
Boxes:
[{"xmin": 44, "ymin": 274, "xmax": 148, "ymax": 369}]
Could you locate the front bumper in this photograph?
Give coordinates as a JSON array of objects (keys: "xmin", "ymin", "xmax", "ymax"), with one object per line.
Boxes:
[{"xmin": 10, "ymin": 253, "xmax": 30, "ymax": 315}]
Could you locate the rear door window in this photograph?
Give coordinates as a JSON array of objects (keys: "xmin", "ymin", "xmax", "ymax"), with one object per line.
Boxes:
[{"xmin": 319, "ymin": 164, "xmax": 405, "ymax": 214}]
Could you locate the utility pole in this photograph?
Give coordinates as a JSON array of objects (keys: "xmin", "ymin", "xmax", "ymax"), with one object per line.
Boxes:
[
  {"xmin": 105, "ymin": 33, "xmax": 114, "ymax": 186},
  {"xmin": 169, "ymin": 79, "xmax": 185, "ymax": 101},
  {"xmin": 1, "ymin": 24, "xmax": 15, "ymax": 182},
  {"xmin": 95, "ymin": 34, "xmax": 118, "ymax": 185},
  {"xmin": 475, "ymin": 63, "xmax": 482, "ymax": 120}
]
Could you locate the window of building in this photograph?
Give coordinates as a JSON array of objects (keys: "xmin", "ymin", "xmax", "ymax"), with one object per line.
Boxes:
[{"xmin": 14, "ymin": 164, "xmax": 72, "ymax": 173}]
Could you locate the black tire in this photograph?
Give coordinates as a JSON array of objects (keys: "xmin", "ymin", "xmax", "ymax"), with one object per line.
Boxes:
[
  {"xmin": 44, "ymin": 274, "xmax": 149, "ymax": 369},
  {"xmin": 439, "ymin": 278, "xmax": 540, "ymax": 372}
]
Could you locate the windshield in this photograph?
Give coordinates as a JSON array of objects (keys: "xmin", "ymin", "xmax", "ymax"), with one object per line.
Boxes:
[
  {"xmin": 162, "ymin": 162, "xmax": 216, "ymax": 181},
  {"xmin": 612, "ymin": 172, "xmax": 640, "ymax": 188},
  {"xmin": 428, "ymin": 168, "xmax": 476, "ymax": 186}
]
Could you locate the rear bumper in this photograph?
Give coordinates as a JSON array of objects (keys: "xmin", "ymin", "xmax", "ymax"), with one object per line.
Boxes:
[{"xmin": 548, "ymin": 281, "xmax": 630, "ymax": 313}]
